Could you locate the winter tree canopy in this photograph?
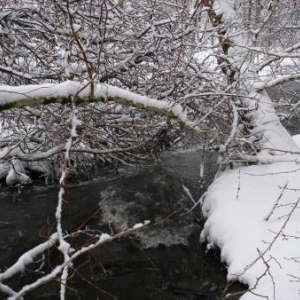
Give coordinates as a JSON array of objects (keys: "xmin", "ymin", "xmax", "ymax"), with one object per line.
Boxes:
[{"xmin": 1, "ymin": 0, "xmax": 300, "ymax": 299}]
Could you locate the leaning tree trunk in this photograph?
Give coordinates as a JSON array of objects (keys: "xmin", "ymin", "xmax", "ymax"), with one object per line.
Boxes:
[{"xmin": 202, "ymin": 0, "xmax": 300, "ymax": 166}]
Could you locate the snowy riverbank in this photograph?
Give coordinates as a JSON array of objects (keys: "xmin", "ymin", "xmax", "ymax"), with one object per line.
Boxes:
[{"xmin": 201, "ymin": 135, "xmax": 300, "ymax": 299}]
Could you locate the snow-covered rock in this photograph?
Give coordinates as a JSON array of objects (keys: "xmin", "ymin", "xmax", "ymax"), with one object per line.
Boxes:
[{"xmin": 6, "ymin": 158, "xmax": 32, "ymax": 186}]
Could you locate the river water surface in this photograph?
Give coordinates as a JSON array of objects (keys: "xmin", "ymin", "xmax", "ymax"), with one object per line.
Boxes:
[{"xmin": 0, "ymin": 149, "xmax": 247, "ymax": 300}]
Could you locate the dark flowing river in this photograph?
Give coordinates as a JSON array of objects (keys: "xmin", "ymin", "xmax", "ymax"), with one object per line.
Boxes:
[{"xmin": 0, "ymin": 149, "xmax": 246, "ymax": 300}]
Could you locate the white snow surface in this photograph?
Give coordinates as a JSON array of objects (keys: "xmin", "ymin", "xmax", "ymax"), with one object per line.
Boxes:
[
  {"xmin": 133, "ymin": 220, "xmax": 151, "ymax": 229},
  {"xmin": 246, "ymin": 91, "xmax": 299, "ymax": 155},
  {"xmin": 201, "ymin": 136, "xmax": 300, "ymax": 299},
  {"xmin": 213, "ymin": 0, "xmax": 234, "ymax": 21},
  {"xmin": 6, "ymin": 158, "xmax": 32, "ymax": 185}
]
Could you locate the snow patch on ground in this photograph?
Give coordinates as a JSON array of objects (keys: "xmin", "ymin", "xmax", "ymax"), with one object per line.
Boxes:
[{"xmin": 201, "ymin": 136, "xmax": 300, "ymax": 299}]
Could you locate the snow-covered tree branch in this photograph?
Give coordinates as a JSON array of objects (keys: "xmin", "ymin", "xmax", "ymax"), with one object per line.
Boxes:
[
  {"xmin": 0, "ymin": 0, "xmax": 227, "ymax": 184},
  {"xmin": 0, "ymin": 81, "xmax": 198, "ymax": 131},
  {"xmin": 200, "ymin": 1, "xmax": 300, "ymax": 299},
  {"xmin": 202, "ymin": 0, "xmax": 300, "ymax": 166},
  {"xmin": 1, "ymin": 0, "xmax": 300, "ymax": 299}
]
